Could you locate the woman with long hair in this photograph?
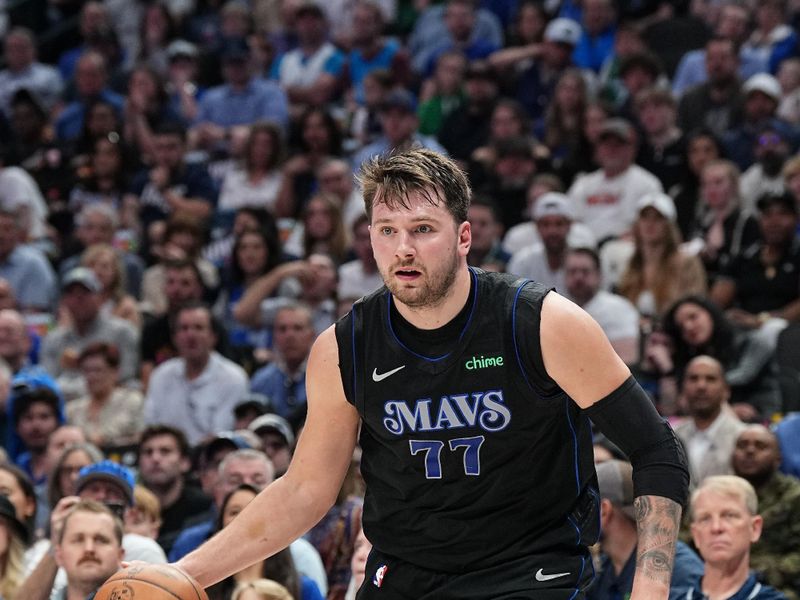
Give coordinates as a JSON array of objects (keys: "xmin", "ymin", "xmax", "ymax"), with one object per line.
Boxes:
[
  {"xmin": 662, "ymin": 295, "xmax": 782, "ymax": 418},
  {"xmin": 68, "ymin": 134, "xmax": 131, "ymax": 214},
  {"xmin": 216, "ymin": 225, "xmax": 284, "ymax": 367},
  {"xmin": 276, "ymin": 108, "xmax": 343, "ymax": 219},
  {"xmin": 0, "ymin": 495, "xmax": 28, "ymax": 599},
  {"xmin": 538, "ymin": 68, "xmax": 588, "ymax": 170},
  {"xmin": 0, "ymin": 464, "xmax": 36, "ymax": 545},
  {"xmin": 617, "ymin": 194, "xmax": 707, "ymax": 322},
  {"xmin": 283, "ymin": 193, "xmax": 348, "ymax": 264},
  {"xmin": 81, "ymin": 244, "xmax": 141, "ymax": 328},
  {"xmin": 219, "ymin": 122, "xmax": 286, "ymax": 213},
  {"xmin": 123, "ymin": 64, "xmax": 179, "ymax": 160},
  {"xmin": 206, "ymin": 485, "xmax": 323, "ymax": 600},
  {"xmin": 45, "ymin": 443, "xmax": 103, "ymax": 514}
]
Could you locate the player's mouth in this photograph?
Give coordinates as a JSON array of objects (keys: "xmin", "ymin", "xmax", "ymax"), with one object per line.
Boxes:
[{"xmin": 395, "ymin": 268, "xmax": 421, "ymax": 281}]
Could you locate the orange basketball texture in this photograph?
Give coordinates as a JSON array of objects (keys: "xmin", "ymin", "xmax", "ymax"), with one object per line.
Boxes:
[{"xmin": 94, "ymin": 564, "xmax": 208, "ymax": 600}]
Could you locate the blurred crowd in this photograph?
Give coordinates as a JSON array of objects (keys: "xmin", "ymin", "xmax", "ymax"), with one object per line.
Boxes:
[{"xmin": 1, "ymin": 0, "xmax": 800, "ymax": 598}]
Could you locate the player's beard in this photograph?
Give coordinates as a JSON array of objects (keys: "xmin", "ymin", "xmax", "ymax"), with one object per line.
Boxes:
[{"xmin": 383, "ymin": 250, "xmax": 460, "ymax": 309}]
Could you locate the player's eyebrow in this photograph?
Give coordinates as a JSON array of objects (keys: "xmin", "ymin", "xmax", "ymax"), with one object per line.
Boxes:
[{"xmin": 372, "ymin": 215, "xmax": 442, "ymax": 225}]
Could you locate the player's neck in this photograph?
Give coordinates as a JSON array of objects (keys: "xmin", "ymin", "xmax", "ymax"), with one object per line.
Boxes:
[{"xmin": 394, "ymin": 266, "xmax": 472, "ymax": 330}]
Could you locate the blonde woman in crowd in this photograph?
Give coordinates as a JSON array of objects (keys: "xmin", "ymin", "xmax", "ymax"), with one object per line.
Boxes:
[
  {"xmin": 81, "ymin": 243, "xmax": 142, "ymax": 328},
  {"xmin": 231, "ymin": 578, "xmax": 293, "ymax": 600},
  {"xmin": 0, "ymin": 495, "xmax": 27, "ymax": 600},
  {"xmin": 617, "ymin": 193, "xmax": 707, "ymax": 323}
]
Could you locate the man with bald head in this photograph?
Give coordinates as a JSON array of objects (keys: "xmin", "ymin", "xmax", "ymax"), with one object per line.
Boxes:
[
  {"xmin": 733, "ymin": 425, "xmax": 800, "ymax": 598},
  {"xmin": 674, "ymin": 355, "xmax": 746, "ymax": 486}
]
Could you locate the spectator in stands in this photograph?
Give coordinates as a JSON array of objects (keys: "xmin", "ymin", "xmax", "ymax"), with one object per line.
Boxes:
[
  {"xmin": 677, "ymin": 36, "xmax": 744, "ymax": 139},
  {"xmin": 283, "ymin": 193, "xmax": 348, "ymax": 264},
  {"xmin": 44, "ymin": 442, "xmax": 101, "ymax": 529},
  {"xmin": 67, "ymin": 134, "xmax": 133, "ymax": 219},
  {"xmin": 536, "ymin": 68, "xmax": 588, "ymax": 182},
  {"xmin": 732, "ymin": 425, "xmax": 800, "ymax": 599},
  {"xmin": 141, "ymin": 216, "xmax": 219, "ymax": 317},
  {"xmin": 271, "ymin": 3, "xmax": 343, "ymax": 117},
  {"xmin": 745, "ymin": 0, "xmax": 794, "ymax": 72},
  {"xmin": 686, "ymin": 159, "xmax": 760, "ymax": 285},
  {"xmin": 465, "ymin": 197, "xmax": 510, "ymax": 273},
  {"xmin": 41, "ymin": 267, "xmax": 139, "ymax": 390},
  {"xmin": 470, "ymin": 99, "xmax": 538, "ymax": 175},
  {"xmin": 418, "ymin": 51, "xmax": 467, "ymax": 138},
  {"xmin": 276, "ymin": 107, "xmax": 343, "ymax": 219},
  {"xmin": 777, "ymin": 58, "xmax": 800, "ymax": 125},
  {"xmin": 122, "ymin": 64, "xmax": 180, "ymax": 162},
  {"xmin": 0, "ymin": 464, "xmax": 36, "ymax": 543},
  {"xmin": 0, "ymin": 28, "xmax": 63, "ymax": 116},
  {"xmin": 0, "ymin": 494, "xmax": 32, "ymax": 599},
  {"xmin": 53, "ymin": 501, "xmax": 123, "ymax": 600},
  {"xmin": 351, "ymin": 89, "xmax": 446, "ymax": 171},
  {"xmin": 617, "ymin": 193, "xmax": 707, "ymax": 322},
  {"xmin": 672, "ymin": 2, "xmax": 762, "ymax": 97},
  {"xmin": 60, "ymin": 205, "xmax": 143, "ymax": 299},
  {"xmin": 663, "ymin": 295, "xmax": 782, "ymax": 419},
  {"xmin": 710, "ymin": 192, "xmax": 800, "ymax": 333},
  {"xmin": 508, "ymin": 192, "xmax": 573, "ymax": 290},
  {"xmin": 144, "ymin": 302, "xmax": 247, "ymax": 444},
  {"xmin": 421, "ymin": 0, "xmax": 500, "ymax": 78},
  {"xmin": 724, "ymin": 73, "xmax": 796, "ymax": 171},
  {"xmin": 136, "ymin": 3, "xmax": 177, "ymax": 76},
  {"xmin": 565, "ymin": 247, "xmax": 640, "ymax": 365},
  {"xmin": 165, "ymin": 40, "xmax": 203, "ymax": 125},
  {"xmin": 193, "ymin": 37, "xmax": 289, "ymax": 150},
  {"xmin": 218, "ymin": 121, "xmax": 285, "ymax": 213},
  {"xmin": 56, "ymin": 1, "xmax": 113, "ymax": 79},
  {"xmin": 674, "ymin": 356, "xmax": 746, "ymax": 486},
  {"xmin": 670, "ymin": 129, "xmax": 725, "ymax": 241},
  {"xmin": 685, "ymin": 475, "xmax": 787, "ymax": 599},
  {"xmin": 66, "ymin": 342, "xmax": 144, "ymax": 448},
  {"xmin": 248, "ymin": 414, "xmax": 293, "ymax": 478},
  {"xmin": 0, "ymin": 309, "xmax": 39, "ymax": 376},
  {"xmin": 573, "ymin": 0, "xmax": 617, "ymax": 73},
  {"xmin": 516, "ymin": 17, "xmax": 581, "ymax": 122},
  {"xmin": 586, "ymin": 459, "xmax": 703, "ymax": 600},
  {"xmin": 11, "ymin": 384, "xmax": 62, "ymax": 486},
  {"xmin": 127, "ymin": 122, "xmax": 217, "ymax": 232},
  {"xmin": 125, "ymin": 485, "xmax": 162, "ymax": 541},
  {"xmin": 4, "ymin": 88, "xmax": 54, "ymax": 169},
  {"xmin": 55, "ymin": 51, "xmax": 124, "ymax": 142},
  {"xmin": 568, "ymin": 118, "xmax": 663, "ymax": 242},
  {"xmin": 250, "ymin": 303, "xmax": 315, "ymax": 430},
  {"xmin": 337, "ymin": 215, "xmax": 382, "ymax": 304},
  {"xmin": 438, "ymin": 60, "xmax": 498, "ymax": 163},
  {"xmin": 634, "ymin": 86, "xmax": 686, "ymax": 193},
  {"xmin": 80, "ymin": 244, "xmax": 141, "ymax": 328},
  {"xmin": 316, "ymin": 158, "xmax": 365, "ymax": 232},
  {"xmin": 0, "ymin": 207, "xmax": 56, "ymax": 312},
  {"xmin": 137, "ymin": 425, "xmax": 212, "ymax": 553},
  {"xmin": 740, "ymin": 126, "xmax": 793, "ymax": 211},
  {"xmin": 346, "ymin": 0, "xmax": 409, "ymax": 105}
]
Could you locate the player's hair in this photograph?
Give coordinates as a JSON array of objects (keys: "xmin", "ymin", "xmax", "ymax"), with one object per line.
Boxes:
[
  {"xmin": 690, "ymin": 475, "xmax": 758, "ymax": 520},
  {"xmin": 358, "ymin": 148, "xmax": 471, "ymax": 224},
  {"xmin": 58, "ymin": 499, "xmax": 123, "ymax": 544}
]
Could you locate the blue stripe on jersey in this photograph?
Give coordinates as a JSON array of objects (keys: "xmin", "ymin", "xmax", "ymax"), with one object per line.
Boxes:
[
  {"xmin": 511, "ymin": 279, "xmax": 533, "ymax": 390},
  {"xmin": 386, "ymin": 269, "xmax": 479, "ymax": 362},
  {"xmin": 351, "ymin": 303, "xmax": 358, "ymax": 404},
  {"xmin": 565, "ymin": 397, "xmax": 580, "ymax": 496},
  {"xmin": 568, "ymin": 556, "xmax": 586, "ymax": 600}
]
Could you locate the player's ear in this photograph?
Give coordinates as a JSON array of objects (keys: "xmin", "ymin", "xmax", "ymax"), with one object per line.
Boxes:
[{"xmin": 458, "ymin": 220, "xmax": 471, "ymax": 256}]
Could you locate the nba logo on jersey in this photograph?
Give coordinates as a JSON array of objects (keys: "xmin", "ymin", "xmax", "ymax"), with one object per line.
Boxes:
[{"xmin": 373, "ymin": 564, "xmax": 388, "ymax": 588}]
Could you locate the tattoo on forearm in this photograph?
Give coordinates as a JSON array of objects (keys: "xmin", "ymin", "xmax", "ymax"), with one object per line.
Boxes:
[{"xmin": 633, "ymin": 496, "xmax": 682, "ymax": 587}]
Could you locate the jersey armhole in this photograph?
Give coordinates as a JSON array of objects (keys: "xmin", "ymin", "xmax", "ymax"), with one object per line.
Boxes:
[{"xmin": 509, "ymin": 280, "xmax": 562, "ymax": 399}]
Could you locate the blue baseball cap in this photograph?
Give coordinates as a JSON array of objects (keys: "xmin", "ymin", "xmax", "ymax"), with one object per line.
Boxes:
[{"xmin": 76, "ymin": 460, "xmax": 135, "ymax": 506}]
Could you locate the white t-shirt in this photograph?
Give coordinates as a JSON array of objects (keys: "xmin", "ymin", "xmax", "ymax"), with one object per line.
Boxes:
[
  {"xmin": 338, "ymin": 260, "xmax": 383, "ymax": 300},
  {"xmin": 507, "ymin": 244, "xmax": 566, "ymax": 291},
  {"xmin": 218, "ymin": 167, "xmax": 281, "ymax": 212},
  {"xmin": 583, "ymin": 290, "xmax": 640, "ymax": 343},
  {"xmin": 502, "ymin": 221, "xmax": 598, "ymax": 255},
  {"xmin": 568, "ymin": 165, "xmax": 662, "ymax": 241}
]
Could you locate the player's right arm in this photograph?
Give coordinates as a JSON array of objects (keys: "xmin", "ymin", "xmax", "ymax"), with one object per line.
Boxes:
[{"xmin": 176, "ymin": 326, "xmax": 360, "ymax": 588}]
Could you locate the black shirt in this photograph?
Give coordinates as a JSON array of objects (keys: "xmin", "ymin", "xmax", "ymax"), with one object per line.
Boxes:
[{"xmin": 335, "ymin": 269, "xmax": 599, "ymax": 573}]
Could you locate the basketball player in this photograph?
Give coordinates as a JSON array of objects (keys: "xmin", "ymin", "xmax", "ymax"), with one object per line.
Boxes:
[{"xmin": 175, "ymin": 149, "xmax": 689, "ymax": 598}]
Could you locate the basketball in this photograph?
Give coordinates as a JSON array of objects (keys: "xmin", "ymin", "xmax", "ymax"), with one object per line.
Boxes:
[{"xmin": 95, "ymin": 563, "xmax": 208, "ymax": 600}]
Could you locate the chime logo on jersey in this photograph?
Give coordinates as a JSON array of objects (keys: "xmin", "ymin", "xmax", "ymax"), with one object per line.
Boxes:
[
  {"xmin": 373, "ymin": 564, "xmax": 388, "ymax": 588},
  {"xmin": 382, "ymin": 389, "xmax": 511, "ymax": 435}
]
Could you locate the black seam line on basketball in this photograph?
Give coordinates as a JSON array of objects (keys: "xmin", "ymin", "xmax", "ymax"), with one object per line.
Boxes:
[
  {"xmin": 110, "ymin": 580, "xmax": 183, "ymax": 600},
  {"xmin": 170, "ymin": 566, "xmax": 205, "ymax": 600}
]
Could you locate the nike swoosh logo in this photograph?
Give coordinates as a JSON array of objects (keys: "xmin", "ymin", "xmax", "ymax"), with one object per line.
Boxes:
[
  {"xmin": 535, "ymin": 568, "xmax": 571, "ymax": 582},
  {"xmin": 372, "ymin": 365, "xmax": 406, "ymax": 382}
]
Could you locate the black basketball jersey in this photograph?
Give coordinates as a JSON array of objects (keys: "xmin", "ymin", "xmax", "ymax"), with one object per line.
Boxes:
[{"xmin": 335, "ymin": 268, "xmax": 600, "ymax": 574}]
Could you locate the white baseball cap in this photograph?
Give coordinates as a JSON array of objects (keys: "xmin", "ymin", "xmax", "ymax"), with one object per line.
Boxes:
[
  {"xmin": 533, "ymin": 192, "xmax": 575, "ymax": 221},
  {"xmin": 743, "ymin": 73, "xmax": 781, "ymax": 102},
  {"xmin": 544, "ymin": 18, "xmax": 582, "ymax": 47},
  {"xmin": 637, "ymin": 192, "xmax": 677, "ymax": 222}
]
